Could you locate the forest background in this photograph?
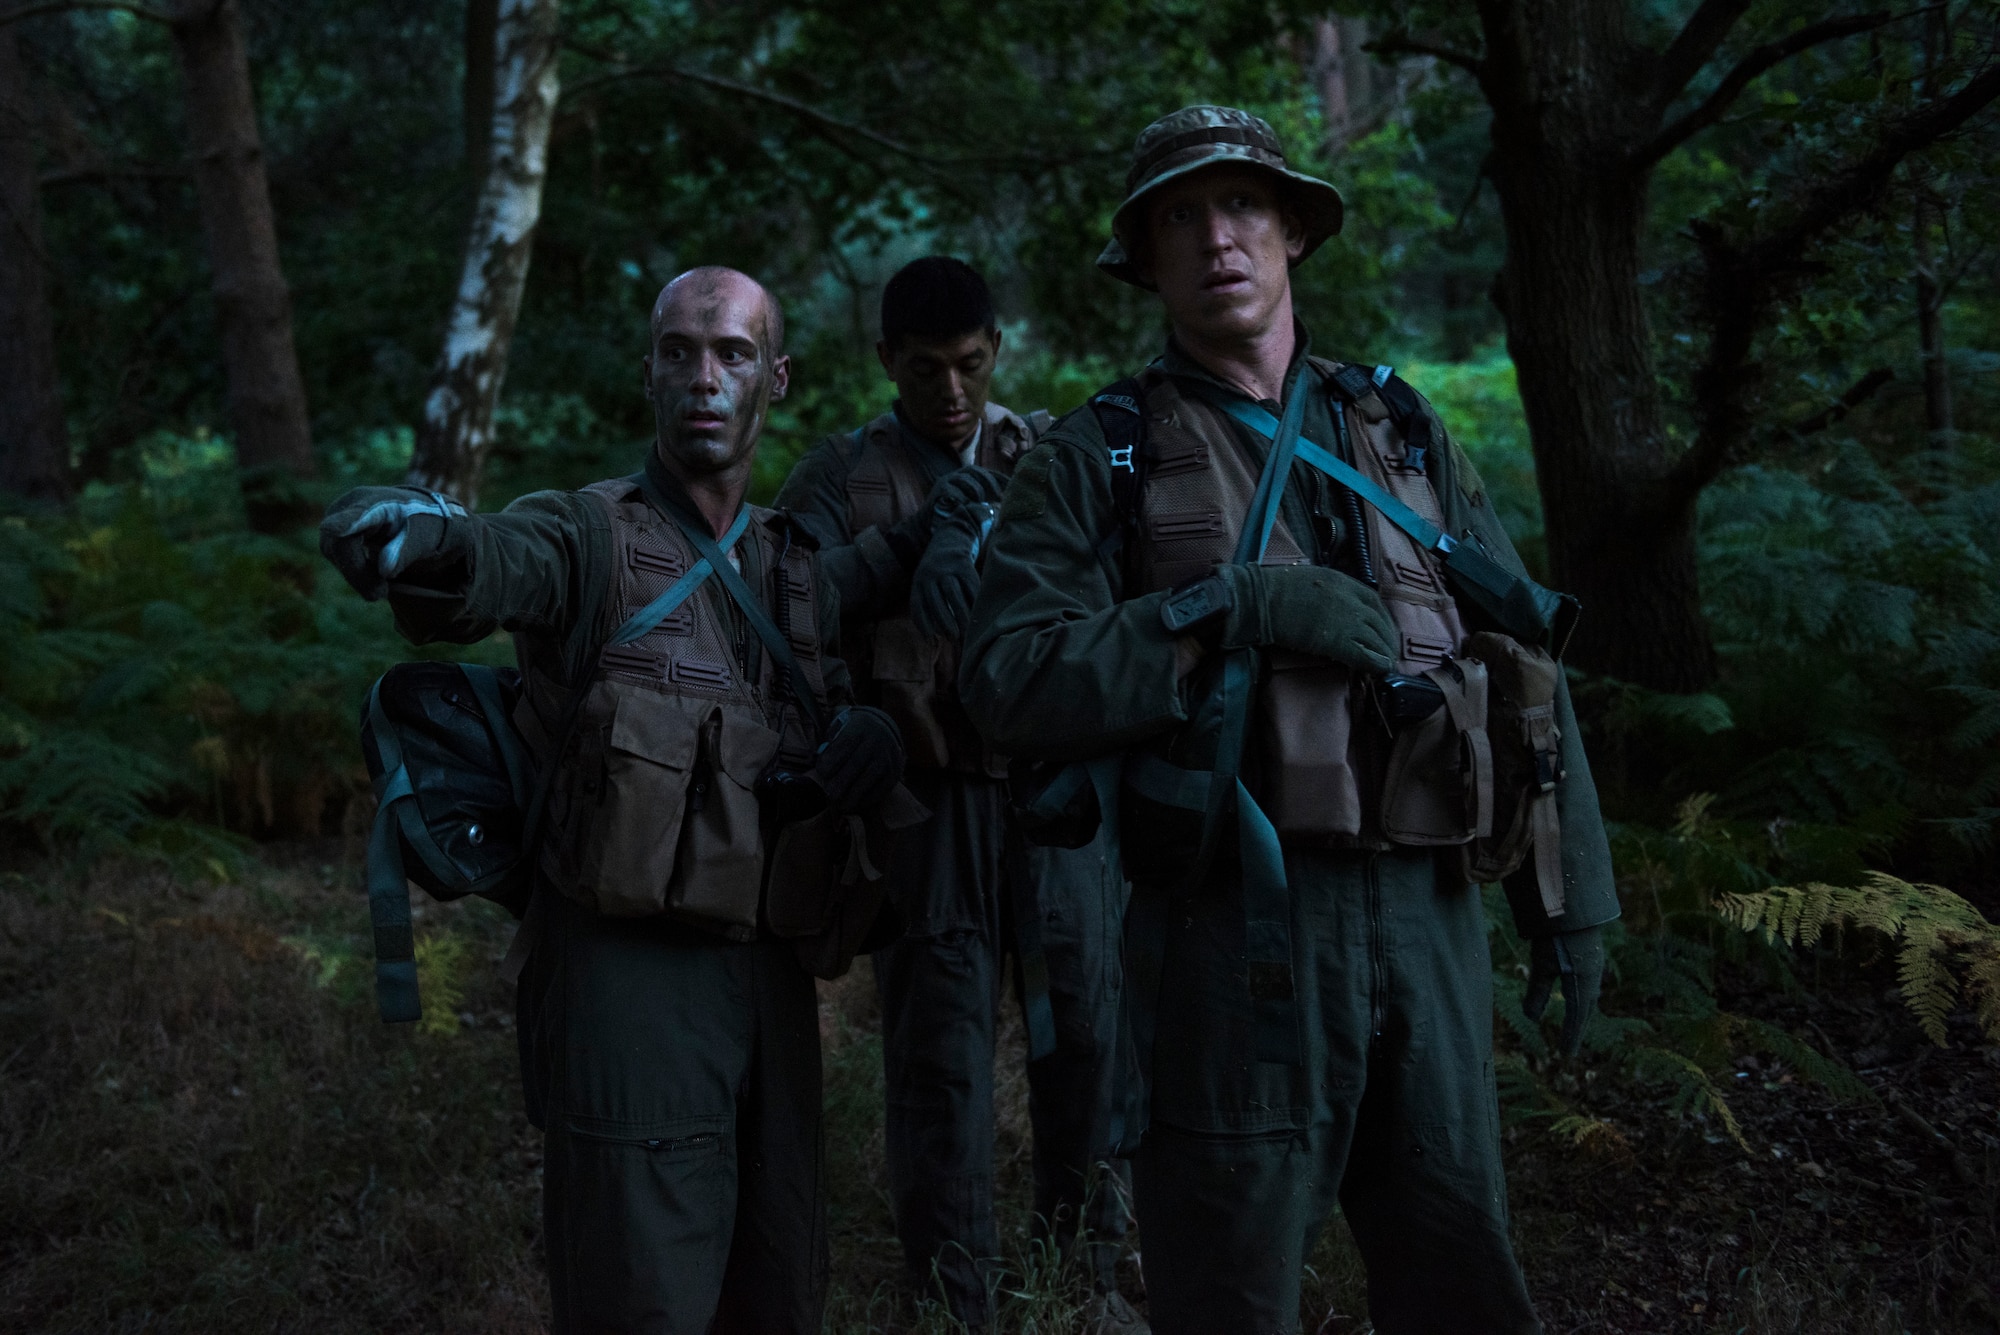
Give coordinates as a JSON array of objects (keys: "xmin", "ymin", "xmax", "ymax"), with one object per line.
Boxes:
[{"xmin": 1, "ymin": 1, "xmax": 1999, "ymax": 1331}]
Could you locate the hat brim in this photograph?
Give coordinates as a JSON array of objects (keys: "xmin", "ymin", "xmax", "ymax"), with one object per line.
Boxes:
[{"xmin": 1096, "ymin": 152, "xmax": 1345, "ymax": 289}]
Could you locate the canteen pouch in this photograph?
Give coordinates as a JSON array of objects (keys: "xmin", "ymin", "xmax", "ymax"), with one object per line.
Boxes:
[
  {"xmin": 1253, "ymin": 650, "xmax": 1363, "ymax": 842},
  {"xmin": 1379, "ymin": 657, "xmax": 1494, "ymax": 847},
  {"xmin": 1458, "ymin": 630, "xmax": 1566, "ymax": 913},
  {"xmin": 766, "ymin": 784, "xmax": 928, "ymax": 978}
]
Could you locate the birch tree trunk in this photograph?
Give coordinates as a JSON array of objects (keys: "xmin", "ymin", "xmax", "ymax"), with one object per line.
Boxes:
[
  {"xmin": 170, "ymin": 0, "xmax": 316, "ymax": 526},
  {"xmin": 406, "ymin": 0, "xmax": 561, "ymax": 507},
  {"xmin": 0, "ymin": 24, "xmax": 70, "ymax": 503}
]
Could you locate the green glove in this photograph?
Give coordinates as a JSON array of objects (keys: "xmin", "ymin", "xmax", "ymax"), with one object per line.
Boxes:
[
  {"xmin": 810, "ymin": 706, "xmax": 905, "ymax": 814},
  {"xmin": 319, "ymin": 486, "xmax": 468, "ymax": 601},
  {"xmin": 1523, "ymin": 925, "xmax": 1604, "ymax": 1056},
  {"xmin": 1213, "ymin": 563, "xmax": 1398, "ymax": 674},
  {"xmin": 909, "ymin": 501, "xmax": 997, "ymax": 641}
]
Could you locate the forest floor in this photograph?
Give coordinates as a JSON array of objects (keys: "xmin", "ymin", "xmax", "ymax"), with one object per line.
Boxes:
[{"xmin": 0, "ymin": 845, "xmax": 1994, "ymax": 1334}]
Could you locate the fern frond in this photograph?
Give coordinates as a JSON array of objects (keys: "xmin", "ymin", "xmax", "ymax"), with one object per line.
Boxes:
[
  {"xmin": 1897, "ymin": 924, "xmax": 1958, "ymax": 1047},
  {"xmin": 1634, "ymin": 1046, "xmax": 1749, "ymax": 1152},
  {"xmin": 1730, "ymin": 1016, "xmax": 1878, "ymax": 1105}
]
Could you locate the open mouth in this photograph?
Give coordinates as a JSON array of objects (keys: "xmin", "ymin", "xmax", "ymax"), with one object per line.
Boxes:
[
  {"xmin": 1202, "ymin": 269, "xmax": 1252, "ymax": 291},
  {"xmin": 684, "ymin": 409, "xmax": 728, "ymax": 429}
]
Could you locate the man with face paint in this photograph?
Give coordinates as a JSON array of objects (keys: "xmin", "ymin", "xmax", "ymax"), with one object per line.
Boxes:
[
  {"xmin": 776, "ymin": 258, "xmax": 1138, "ymax": 1333},
  {"xmin": 321, "ymin": 266, "xmax": 905, "ymax": 1334}
]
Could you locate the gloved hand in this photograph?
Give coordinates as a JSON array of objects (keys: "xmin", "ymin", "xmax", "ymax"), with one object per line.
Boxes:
[
  {"xmin": 1214, "ymin": 562, "xmax": 1398, "ymax": 674},
  {"xmin": 1523, "ymin": 925, "xmax": 1605, "ymax": 1057},
  {"xmin": 320, "ymin": 486, "xmax": 468, "ymax": 600},
  {"xmin": 909, "ymin": 501, "xmax": 998, "ymax": 641},
  {"xmin": 809, "ymin": 706, "xmax": 905, "ymax": 815},
  {"xmin": 881, "ymin": 466, "xmax": 1008, "ymax": 568}
]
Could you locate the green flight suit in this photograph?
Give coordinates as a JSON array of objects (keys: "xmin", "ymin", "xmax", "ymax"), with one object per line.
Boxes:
[
  {"xmin": 777, "ymin": 405, "xmax": 1130, "ymax": 1326},
  {"xmin": 961, "ymin": 335, "xmax": 1620, "ymax": 1335},
  {"xmin": 385, "ymin": 463, "xmax": 851, "ymax": 1335}
]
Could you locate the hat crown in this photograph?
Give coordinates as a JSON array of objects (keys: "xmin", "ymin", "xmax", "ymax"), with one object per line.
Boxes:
[{"xmin": 1127, "ymin": 105, "xmax": 1288, "ymax": 192}]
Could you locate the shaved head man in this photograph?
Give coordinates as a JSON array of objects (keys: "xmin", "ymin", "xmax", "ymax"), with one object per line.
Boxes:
[{"xmin": 321, "ymin": 265, "xmax": 906, "ymax": 1333}]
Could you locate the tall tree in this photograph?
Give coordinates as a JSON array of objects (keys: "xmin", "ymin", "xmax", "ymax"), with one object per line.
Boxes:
[
  {"xmin": 405, "ymin": 0, "xmax": 560, "ymax": 507},
  {"xmin": 168, "ymin": 0, "xmax": 317, "ymax": 524},
  {"xmin": 464, "ymin": 0, "xmax": 497, "ymax": 173},
  {"xmin": 0, "ymin": 22, "xmax": 71, "ymax": 502},
  {"xmin": 1373, "ymin": 2, "xmax": 2000, "ymax": 691}
]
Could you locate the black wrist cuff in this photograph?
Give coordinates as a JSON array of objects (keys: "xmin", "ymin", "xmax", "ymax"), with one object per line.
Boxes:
[{"xmin": 1160, "ymin": 572, "xmax": 1233, "ymax": 636}]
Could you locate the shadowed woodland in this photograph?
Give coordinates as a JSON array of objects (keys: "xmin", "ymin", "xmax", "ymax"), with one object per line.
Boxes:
[{"xmin": 1, "ymin": 0, "xmax": 1999, "ymax": 1331}]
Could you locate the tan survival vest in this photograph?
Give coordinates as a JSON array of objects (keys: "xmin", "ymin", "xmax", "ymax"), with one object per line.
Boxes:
[
  {"xmin": 843, "ymin": 400, "xmax": 1042, "ymax": 774},
  {"xmin": 529, "ymin": 478, "xmax": 830, "ymax": 936},
  {"xmin": 1121, "ymin": 359, "xmax": 1564, "ymax": 906}
]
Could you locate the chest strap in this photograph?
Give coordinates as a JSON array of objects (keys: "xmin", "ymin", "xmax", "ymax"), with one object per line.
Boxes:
[{"xmin": 632, "ymin": 473, "xmax": 825, "ymax": 737}]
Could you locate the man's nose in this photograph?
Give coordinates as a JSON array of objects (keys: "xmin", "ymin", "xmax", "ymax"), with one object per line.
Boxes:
[
  {"xmin": 1199, "ymin": 205, "xmax": 1234, "ymax": 253},
  {"xmin": 691, "ymin": 350, "xmax": 723, "ymax": 392},
  {"xmin": 942, "ymin": 369, "xmax": 965, "ymax": 404}
]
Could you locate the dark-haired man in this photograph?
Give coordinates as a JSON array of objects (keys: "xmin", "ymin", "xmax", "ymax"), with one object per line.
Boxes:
[
  {"xmin": 777, "ymin": 258, "xmax": 1135, "ymax": 1331},
  {"xmin": 322, "ymin": 266, "xmax": 904, "ymax": 1334},
  {"xmin": 963, "ymin": 108, "xmax": 1620, "ymax": 1334}
]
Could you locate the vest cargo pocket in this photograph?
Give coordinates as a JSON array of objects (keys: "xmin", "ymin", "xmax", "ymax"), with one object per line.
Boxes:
[
  {"xmin": 668, "ymin": 706, "xmax": 781, "ymax": 936},
  {"xmin": 1380, "ymin": 658, "xmax": 1493, "ymax": 848},
  {"xmin": 577, "ymin": 689, "xmax": 701, "ymax": 917},
  {"xmin": 871, "ymin": 617, "xmax": 951, "ymax": 770},
  {"xmin": 1255, "ymin": 651, "xmax": 1363, "ymax": 841}
]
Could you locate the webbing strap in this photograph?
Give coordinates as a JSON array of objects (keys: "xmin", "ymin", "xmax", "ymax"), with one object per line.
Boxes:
[
  {"xmin": 1203, "ymin": 389, "xmax": 1580, "ymax": 653},
  {"xmin": 608, "ymin": 504, "xmax": 751, "ymax": 647},
  {"xmin": 634, "ymin": 474, "xmax": 825, "ymax": 737},
  {"xmin": 363, "ymin": 681, "xmax": 421, "ymax": 1023}
]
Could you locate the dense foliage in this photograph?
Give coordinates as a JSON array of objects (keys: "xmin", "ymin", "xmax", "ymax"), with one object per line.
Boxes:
[{"xmin": 6, "ymin": 0, "xmax": 2000, "ymax": 1175}]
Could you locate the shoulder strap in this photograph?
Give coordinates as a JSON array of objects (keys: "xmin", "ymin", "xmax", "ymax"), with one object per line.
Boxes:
[
  {"xmin": 632, "ymin": 474, "xmax": 826, "ymax": 737},
  {"xmin": 1089, "ymin": 378, "xmax": 1149, "ymax": 571}
]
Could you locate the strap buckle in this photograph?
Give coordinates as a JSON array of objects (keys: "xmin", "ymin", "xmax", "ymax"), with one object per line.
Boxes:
[{"xmin": 1109, "ymin": 446, "xmax": 1134, "ymax": 471}]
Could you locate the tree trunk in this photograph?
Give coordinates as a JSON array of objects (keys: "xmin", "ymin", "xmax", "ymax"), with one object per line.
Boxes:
[
  {"xmin": 169, "ymin": 0, "xmax": 316, "ymax": 528},
  {"xmin": 464, "ymin": 0, "xmax": 498, "ymax": 173},
  {"xmin": 1914, "ymin": 193, "xmax": 1952, "ymax": 442},
  {"xmin": 406, "ymin": 0, "xmax": 561, "ymax": 508},
  {"xmin": 1480, "ymin": 1, "xmax": 1718, "ymax": 690},
  {"xmin": 0, "ymin": 24, "xmax": 71, "ymax": 503},
  {"xmin": 1308, "ymin": 18, "xmax": 1351, "ymax": 155}
]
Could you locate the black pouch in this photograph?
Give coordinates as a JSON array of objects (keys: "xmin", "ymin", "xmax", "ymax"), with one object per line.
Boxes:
[
  {"xmin": 1008, "ymin": 757, "xmax": 1103, "ymax": 848},
  {"xmin": 360, "ymin": 661, "xmax": 539, "ymax": 1023}
]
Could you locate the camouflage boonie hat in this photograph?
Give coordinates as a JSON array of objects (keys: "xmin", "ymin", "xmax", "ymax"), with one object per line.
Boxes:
[{"xmin": 1097, "ymin": 104, "xmax": 1345, "ymax": 289}]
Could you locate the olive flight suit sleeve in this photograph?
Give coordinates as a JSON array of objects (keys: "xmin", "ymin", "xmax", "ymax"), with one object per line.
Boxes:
[
  {"xmin": 959, "ymin": 412, "xmax": 1191, "ymax": 762},
  {"xmin": 774, "ymin": 432, "xmax": 913, "ymax": 622},
  {"xmin": 385, "ymin": 488, "xmax": 614, "ymax": 686},
  {"xmin": 1424, "ymin": 405, "xmax": 1620, "ymax": 937}
]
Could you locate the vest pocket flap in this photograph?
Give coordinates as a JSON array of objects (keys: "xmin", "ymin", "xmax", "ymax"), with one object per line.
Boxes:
[
  {"xmin": 717, "ymin": 712, "xmax": 783, "ymax": 787},
  {"xmin": 608, "ymin": 691, "xmax": 700, "ymax": 769},
  {"xmin": 871, "ymin": 618, "xmax": 940, "ymax": 682}
]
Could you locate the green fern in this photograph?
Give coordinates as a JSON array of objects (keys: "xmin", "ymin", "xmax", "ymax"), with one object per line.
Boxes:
[{"xmin": 1719, "ymin": 873, "xmax": 2000, "ymax": 1045}]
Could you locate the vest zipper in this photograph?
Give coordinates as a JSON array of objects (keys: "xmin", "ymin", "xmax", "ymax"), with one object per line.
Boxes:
[{"xmin": 1331, "ymin": 404, "xmax": 1378, "ymax": 587}]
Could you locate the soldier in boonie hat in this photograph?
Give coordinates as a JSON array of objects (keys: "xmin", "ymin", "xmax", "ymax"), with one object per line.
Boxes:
[
  {"xmin": 1096, "ymin": 104, "xmax": 1345, "ymax": 288},
  {"xmin": 961, "ymin": 99, "xmax": 1619, "ymax": 1335}
]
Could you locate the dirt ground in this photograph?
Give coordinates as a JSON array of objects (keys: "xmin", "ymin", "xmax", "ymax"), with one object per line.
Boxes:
[{"xmin": 1, "ymin": 847, "xmax": 1994, "ymax": 1333}]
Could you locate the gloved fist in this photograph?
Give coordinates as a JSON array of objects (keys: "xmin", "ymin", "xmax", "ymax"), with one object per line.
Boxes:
[
  {"xmin": 810, "ymin": 706, "xmax": 905, "ymax": 815},
  {"xmin": 1523, "ymin": 925, "xmax": 1604, "ymax": 1057},
  {"xmin": 320, "ymin": 486, "xmax": 467, "ymax": 600},
  {"xmin": 909, "ymin": 502, "xmax": 997, "ymax": 641},
  {"xmin": 1215, "ymin": 563, "xmax": 1398, "ymax": 674},
  {"xmin": 881, "ymin": 466, "xmax": 1007, "ymax": 571},
  {"xmin": 925, "ymin": 465, "xmax": 1007, "ymax": 517}
]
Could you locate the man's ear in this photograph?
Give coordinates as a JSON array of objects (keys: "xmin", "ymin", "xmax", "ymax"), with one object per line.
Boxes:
[
  {"xmin": 875, "ymin": 338, "xmax": 896, "ymax": 379},
  {"xmin": 641, "ymin": 351, "xmax": 655, "ymax": 395},
  {"xmin": 1283, "ymin": 208, "xmax": 1307, "ymax": 262},
  {"xmin": 770, "ymin": 353, "xmax": 791, "ymax": 402},
  {"xmin": 989, "ymin": 326, "xmax": 1004, "ymax": 360}
]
